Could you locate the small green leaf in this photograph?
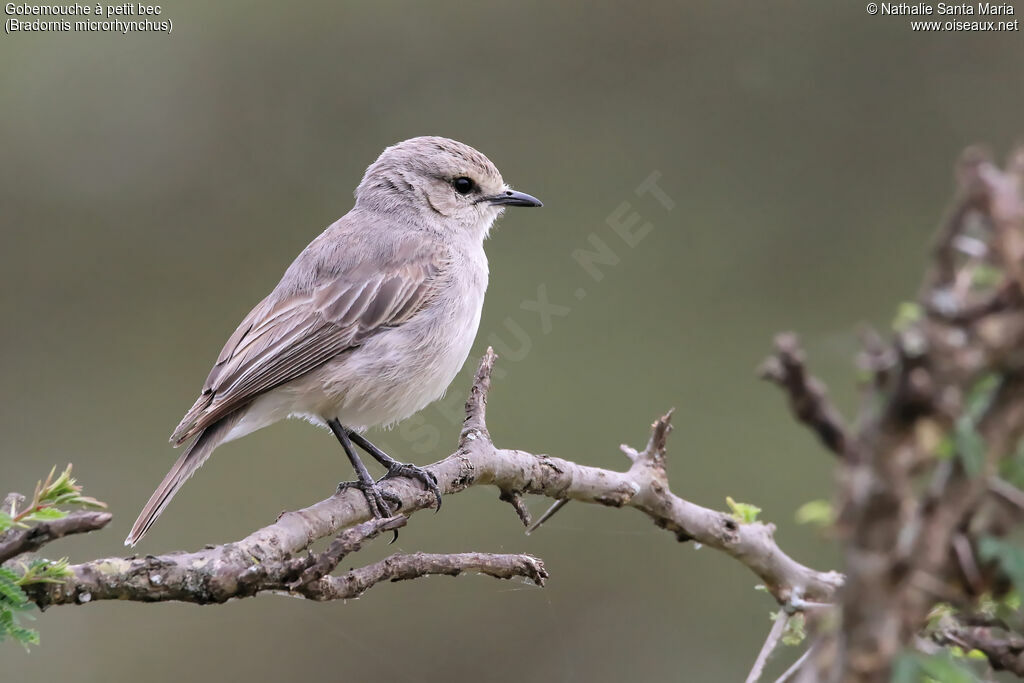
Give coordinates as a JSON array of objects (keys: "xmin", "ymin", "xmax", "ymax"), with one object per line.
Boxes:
[
  {"xmin": 0, "ymin": 511, "xmax": 12, "ymax": 534},
  {"xmin": 31, "ymin": 464, "xmax": 106, "ymax": 512},
  {"xmin": 935, "ymin": 435, "xmax": 955, "ymax": 461},
  {"xmin": 926, "ymin": 602, "xmax": 954, "ymax": 630},
  {"xmin": 9, "ymin": 625, "xmax": 40, "ymax": 649},
  {"xmin": 18, "ymin": 558, "xmax": 71, "ymax": 585},
  {"xmin": 22, "ymin": 507, "xmax": 66, "ymax": 523},
  {"xmin": 726, "ymin": 496, "xmax": 761, "ymax": 524},
  {"xmin": 0, "ymin": 569, "xmax": 28, "ymax": 607},
  {"xmin": 0, "ymin": 566, "xmax": 38, "ymax": 650},
  {"xmin": 893, "ymin": 302, "xmax": 924, "ymax": 332},
  {"xmin": 955, "ymin": 417, "xmax": 985, "ymax": 476},
  {"xmin": 965, "ymin": 374, "xmax": 1000, "ymax": 418},
  {"xmin": 954, "ymin": 374, "xmax": 1001, "ymax": 477},
  {"xmin": 971, "ymin": 264, "xmax": 1003, "ymax": 290},
  {"xmin": 795, "ymin": 499, "xmax": 834, "ymax": 527},
  {"xmin": 892, "ymin": 651, "xmax": 977, "ymax": 683},
  {"xmin": 979, "ymin": 537, "xmax": 1024, "ymax": 594},
  {"xmin": 999, "ymin": 439, "xmax": 1024, "ymax": 488},
  {"xmin": 782, "ymin": 613, "xmax": 805, "ymax": 646}
]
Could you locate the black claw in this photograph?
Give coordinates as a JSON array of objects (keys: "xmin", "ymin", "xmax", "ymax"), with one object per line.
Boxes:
[
  {"xmin": 336, "ymin": 479, "xmax": 399, "ymax": 521},
  {"xmin": 381, "ymin": 463, "xmax": 443, "ymax": 512},
  {"xmin": 381, "ymin": 489, "xmax": 404, "ymax": 510},
  {"xmin": 346, "ymin": 430, "xmax": 443, "ymax": 512}
]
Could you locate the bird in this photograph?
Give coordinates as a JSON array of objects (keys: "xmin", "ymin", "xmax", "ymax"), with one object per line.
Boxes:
[{"xmin": 125, "ymin": 136, "xmax": 542, "ymax": 546}]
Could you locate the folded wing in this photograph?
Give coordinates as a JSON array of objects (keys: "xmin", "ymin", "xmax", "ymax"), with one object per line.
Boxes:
[{"xmin": 170, "ymin": 249, "xmax": 444, "ymax": 445}]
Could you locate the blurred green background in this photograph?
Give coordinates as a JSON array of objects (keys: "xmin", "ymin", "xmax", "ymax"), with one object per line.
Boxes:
[{"xmin": 2, "ymin": 1, "xmax": 1023, "ymax": 680}]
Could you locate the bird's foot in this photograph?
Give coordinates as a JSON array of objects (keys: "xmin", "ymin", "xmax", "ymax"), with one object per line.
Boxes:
[
  {"xmin": 336, "ymin": 479, "xmax": 403, "ymax": 520},
  {"xmin": 380, "ymin": 462, "xmax": 442, "ymax": 512}
]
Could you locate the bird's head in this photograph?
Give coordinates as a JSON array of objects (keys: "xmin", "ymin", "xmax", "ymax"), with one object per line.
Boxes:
[{"xmin": 355, "ymin": 136, "xmax": 542, "ymax": 238}]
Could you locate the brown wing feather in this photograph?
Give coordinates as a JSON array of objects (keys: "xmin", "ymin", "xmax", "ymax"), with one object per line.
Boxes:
[{"xmin": 170, "ymin": 252, "xmax": 443, "ymax": 445}]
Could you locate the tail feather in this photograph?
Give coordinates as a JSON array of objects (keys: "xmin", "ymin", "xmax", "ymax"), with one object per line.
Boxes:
[{"xmin": 125, "ymin": 413, "xmax": 240, "ymax": 547}]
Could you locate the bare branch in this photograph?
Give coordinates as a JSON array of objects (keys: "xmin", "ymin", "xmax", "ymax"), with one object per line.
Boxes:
[
  {"xmin": 22, "ymin": 349, "xmax": 840, "ymax": 609},
  {"xmin": 526, "ymin": 498, "xmax": 569, "ymax": 535},
  {"xmin": 288, "ymin": 516, "xmax": 407, "ymax": 589},
  {"xmin": 759, "ymin": 333, "xmax": 848, "ymax": 456},
  {"xmin": 774, "ymin": 646, "xmax": 814, "ymax": 683},
  {"xmin": 497, "ymin": 488, "xmax": 532, "ymax": 528},
  {"xmin": 299, "ymin": 552, "xmax": 548, "ymax": 601},
  {"xmin": 745, "ymin": 612, "xmax": 790, "ymax": 683}
]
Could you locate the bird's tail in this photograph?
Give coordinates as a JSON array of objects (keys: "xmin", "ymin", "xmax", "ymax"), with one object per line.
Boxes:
[{"xmin": 125, "ymin": 412, "xmax": 240, "ymax": 547}]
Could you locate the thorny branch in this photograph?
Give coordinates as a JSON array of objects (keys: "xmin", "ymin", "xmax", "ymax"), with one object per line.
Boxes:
[{"xmin": 11, "ymin": 347, "xmax": 840, "ymax": 611}]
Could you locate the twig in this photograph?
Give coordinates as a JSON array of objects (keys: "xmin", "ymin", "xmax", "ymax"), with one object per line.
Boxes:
[
  {"xmin": 498, "ymin": 489, "xmax": 532, "ymax": 528},
  {"xmin": 526, "ymin": 498, "xmax": 569, "ymax": 535},
  {"xmin": 0, "ymin": 511, "xmax": 112, "ymax": 565},
  {"xmin": 773, "ymin": 646, "xmax": 813, "ymax": 683},
  {"xmin": 300, "ymin": 552, "xmax": 548, "ymax": 601},
  {"xmin": 288, "ymin": 516, "xmax": 407, "ymax": 589},
  {"xmin": 988, "ymin": 476, "xmax": 1024, "ymax": 512},
  {"xmin": 746, "ymin": 613, "xmax": 790, "ymax": 683},
  {"xmin": 759, "ymin": 333, "xmax": 848, "ymax": 456}
]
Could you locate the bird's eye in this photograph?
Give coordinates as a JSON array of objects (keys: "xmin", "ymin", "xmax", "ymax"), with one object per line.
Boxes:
[{"xmin": 452, "ymin": 177, "xmax": 475, "ymax": 195}]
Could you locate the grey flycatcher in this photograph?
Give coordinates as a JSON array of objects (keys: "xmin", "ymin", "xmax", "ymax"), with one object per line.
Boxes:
[{"xmin": 126, "ymin": 136, "xmax": 542, "ymax": 546}]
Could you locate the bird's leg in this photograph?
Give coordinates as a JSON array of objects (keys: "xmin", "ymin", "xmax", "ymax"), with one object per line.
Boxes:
[
  {"xmin": 327, "ymin": 419, "xmax": 401, "ymax": 523},
  {"xmin": 347, "ymin": 430, "xmax": 443, "ymax": 512}
]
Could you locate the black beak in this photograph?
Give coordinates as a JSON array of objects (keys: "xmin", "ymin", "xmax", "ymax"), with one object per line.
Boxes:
[{"xmin": 485, "ymin": 189, "xmax": 543, "ymax": 208}]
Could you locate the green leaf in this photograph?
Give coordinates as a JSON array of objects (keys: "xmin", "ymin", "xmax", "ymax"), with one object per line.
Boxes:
[
  {"xmin": 22, "ymin": 507, "xmax": 66, "ymax": 523},
  {"xmin": 935, "ymin": 435, "xmax": 955, "ymax": 460},
  {"xmin": 926, "ymin": 602, "xmax": 954, "ymax": 630},
  {"xmin": 795, "ymin": 499, "xmax": 834, "ymax": 527},
  {"xmin": 965, "ymin": 374, "xmax": 1000, "ymax": 418},
  {"xmin": 999, "ymin": 439, "xmax": 1024, "ymax": 488},
  {"xmin": 954, "ymin": 374, "xmax": 1001, "ymax": 477},
  {"xmin": 9, "ymin": 625, "xmax": 39, "ymax": 648},
  {"xmin": 0, "ymin": 510, "xmax": 12, "ymax": 534},
  {"xmin": 971, "ymin": 263, "xmax": 1003, "ymax": 290},
  {"xmin": 0, "ymin": 568, "xmax": 27, "ymax": 607},
  {"xmin": 893, "ymin": 302, "xmax": 924, "ymax": 332},
  {"xmin": 0, "ymin": 572, "xmax": 38, "ymax": 650},
  {"xmin": 32, "ymin": 464, "xmax": 106, "ymax": 511},
  {"xmin": 726, "ymin": 496, "xmax": 761, "ymax": 524},
  {"xmin": 978, "ymin": 537, "xmax": 1024, "ymax": 594},
  {"xmin": 18, "ymin": 558, "xmax": 71, "ymax": 585},
  {"xmin": 781, "ymin": 613, "xmax": 806, "ymax": 646},
  {"xmin": 955, "ymin": 416, "xmax": 985, "ymax": 477},
  {"xmin": 892, "ymin": 651, "xmax": 978, "ymax": 683}
]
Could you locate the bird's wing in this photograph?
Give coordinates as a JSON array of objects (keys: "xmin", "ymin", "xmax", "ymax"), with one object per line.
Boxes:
[{"xmin": 170, "ymin": 247, "xmax": 445, "ymax": 445}]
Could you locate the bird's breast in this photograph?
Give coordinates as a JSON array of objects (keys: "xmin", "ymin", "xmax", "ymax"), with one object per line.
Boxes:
[{"xmin": 299, "ymin": 246, "xmax": 489, "ymax": 430}]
